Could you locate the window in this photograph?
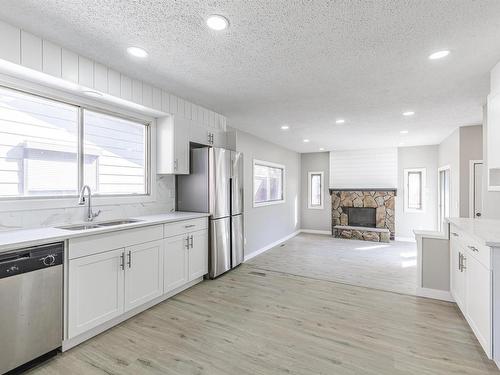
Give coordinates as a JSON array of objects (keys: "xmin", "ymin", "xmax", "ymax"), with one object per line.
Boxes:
[
  {"xmin": 253, "ymin": 159, "xmax": 285, "ymax": 206},
  {"xmin": 308, "ymin": 171, "xmax": 324, "ymax": 209},
  {"xmin": 404, "ymin": 168, "xmax": 426, "ymax": 212},
  {"xmin": 0, "ymin": 86, "xmax": 149, "ymax": 200}
]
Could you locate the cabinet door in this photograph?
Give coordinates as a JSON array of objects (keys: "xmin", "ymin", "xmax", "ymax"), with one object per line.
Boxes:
[
  {"xmin": 189, "ymin": 229, "xmax": 208, "ymax": 280},
  {"xmin": 211, "ymin": 129, "xmax": 226, "ymax": 148},
  {"xmin": 164, "ymin": 234, "xmax": 189, "ymax": 293},
  {"xmin": 450, "ymin": 241, "xmax": 465, "ymax": 312},
  {"xmin": 174, "ymin": 117, "xmax": 190, "ymax": 174},
  {"xmin": 466, "ymin": 254, "xmax": 492, "ymax": 357},
  {"xmin": 124, "ymin": 240, "xmax": 164, "ymax": 312},
  {"xmin": 189, "ymin": 121, "xmax": 210, "ymax": 145},
  {"xmin": 68, "ymin": 249, "xmax": 125, "ymax": 338}
]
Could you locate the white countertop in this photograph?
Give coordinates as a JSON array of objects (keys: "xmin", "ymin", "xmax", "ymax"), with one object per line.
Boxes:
[
  {"xmin": 447, "ymin": 217, "xmax": 500, "ymax": 247},
  {"xmin": 0, "ymin": 211, "xmax": 210, "ymax": 253},
  {"xmin": 413, "ymin": 229, "xmax": 448, "ymax": 240}
]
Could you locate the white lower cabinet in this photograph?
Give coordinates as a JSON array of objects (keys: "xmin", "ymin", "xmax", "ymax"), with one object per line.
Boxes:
[
  {"xmin": 67, "ymin": 218, "xmax": 208, "ymax": 342},
  {"xmin": 124, "ymin": 240, "xmax": 164, "ymax": 312},
  {"xmin": 449, "ymin": 224, "xmax": 492, "ymax": 358},
  {"xmin": 164, "ymin": 234, "xmax": 189, "ymax": 292},
  {"xmin": 164, "ymin": 229, "xmax": 208, "ymax": 293},
  {"xmin": 68, "ymin": 248, "xmax": 125, "ymax": 338}
]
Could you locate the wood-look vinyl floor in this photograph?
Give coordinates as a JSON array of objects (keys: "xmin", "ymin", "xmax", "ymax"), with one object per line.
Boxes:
[
  {"xmin": 27, "ymin": 236, "xmax": 499, "ymax": 374},
  {"xmin": 247, "ymin": 233, "xmax": 418, "ymax": 295}
]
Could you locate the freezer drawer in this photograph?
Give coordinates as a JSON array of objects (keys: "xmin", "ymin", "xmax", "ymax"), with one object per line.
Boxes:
[
  {"xmin": 231, "ymin": 214, "xmax": 244, "ymax": 268},
  {"xmin": 209, "ymin": 217, "xmax": 231, "ymax": 278}
]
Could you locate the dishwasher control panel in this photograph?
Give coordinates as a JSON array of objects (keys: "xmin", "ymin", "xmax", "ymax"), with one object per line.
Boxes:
[{"xmin": 0, "ymin": 242, "xmax": 63, "ymax": 279}]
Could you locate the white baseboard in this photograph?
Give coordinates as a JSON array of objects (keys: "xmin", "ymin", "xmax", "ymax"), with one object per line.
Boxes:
[
  {"xmin": 244, "ymin": 230, "xmax": 301, "ymax": 262},
  {"xmin": 416, "ymin": 287, "xmax": 454, "ymax": 302},
  {"xmin": 300, "ymin": 229, "xmax": 331, "ymax": 235}
]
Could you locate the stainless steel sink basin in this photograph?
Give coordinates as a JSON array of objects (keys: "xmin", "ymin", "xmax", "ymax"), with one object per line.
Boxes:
[
  {"xmin": 97, "ymin": 219, "xmax": 141, "ymax": 227},
  {"xmin": 58, "ymin": 224, "xmax": 102, "ymax": 231},
  {"xmin": 58, "ymin": 219, "xmax": 142, "ymax": 231}
]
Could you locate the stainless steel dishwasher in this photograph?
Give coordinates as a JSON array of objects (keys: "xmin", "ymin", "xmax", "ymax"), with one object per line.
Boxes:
[{"xmin": 0, "ymin": 242, "xmax": 63, "ymax": 374}]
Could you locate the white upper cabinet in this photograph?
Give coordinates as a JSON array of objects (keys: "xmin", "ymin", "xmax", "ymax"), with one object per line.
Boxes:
[{"xmin": 157, "ymin": 115, "xmax": 190, "ymax": 174}]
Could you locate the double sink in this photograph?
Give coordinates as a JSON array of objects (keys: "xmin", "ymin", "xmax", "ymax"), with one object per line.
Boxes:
[{"xmin": 58, "ymin": 219, "xmax": 141, "ymax": 231}]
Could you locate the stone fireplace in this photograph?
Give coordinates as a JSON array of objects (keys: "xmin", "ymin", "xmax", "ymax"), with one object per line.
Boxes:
[{"xmin": 330, "ymin": 189, "xmax": 396, "ymax": 242}]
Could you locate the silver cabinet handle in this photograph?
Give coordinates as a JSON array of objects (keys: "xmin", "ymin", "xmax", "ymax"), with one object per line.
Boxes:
[
  {"xmin": 127, "ymin": 250, "xmax": 132, "ymax": 268},
  {"xmin": 459, "ymin": 252, "xmax": 462, "ymax": 271},
  {"xmin": 468, "ymin": 245, "xmax": 479, "ymax": 252},
  {"xmin": 184, "ymin": 224, "xmax": 195, "ymax": 228},
  {"xmin": 462, "ymin": 254, "xmax": 467, "ymax": 271},
  {"xmin": 185, "ymin": 236, "xmax": 190, "ymax": 250},
  {"xmin": 207, "ymin": 132, "xmax": 212, "ymax": 144},
  {"xmin": 451, "ymin": 232, "xmax": 459, "ymax": 237},
  {"xmin": 120, "ymin": 252, "xmax": 125, "ymax": 270},
  {"xmin": 174, "ymin": 159, "xmax": 178, "ymax": 171},
  {"xmin": 190, "ymin": 234, "xmax": 194, "ymax": 249}
]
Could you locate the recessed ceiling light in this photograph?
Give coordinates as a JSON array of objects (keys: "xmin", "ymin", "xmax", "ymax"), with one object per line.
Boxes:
[
  {"xmin": 303, "ymin": 139, "xmax": 310, "ymax": 143},
  {"xmin": 281, "ymin": 125, "xmax": 289, "ymax": 130},
  {"xmin": 319, "ymin": 148, "xmax": 325, "ymax": 151},
  {"xmin": 127, "ymin": 47, "xmax": 148, "ymax": 58},
  {"xmin": 400, "ymin": 130, "xmax": 409, "ymax": 134},
  {"xmin": 206, "ymin": 15, "xmax": 229, "ymax": 31},
  {"xmin": 81, "ymin": 90, "xmax": 103, "ymax": 98},
  {"xmin": 402, "ymin": 111, "xmax": 415, "ymax": 116},
  {"xmin": 429, "ymin": 50, "xmax": 450, "ymax": 60},
  {"xmin": 335, "ymin": 119, "xmax": 345, "ymax": 124}
]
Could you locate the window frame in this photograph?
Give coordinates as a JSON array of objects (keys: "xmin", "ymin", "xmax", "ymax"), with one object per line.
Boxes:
[
  {"xmin": 404, "ymin": 167, "xmax": 426, "ymax": 213},
  {"xmin": 307, "ymin": 171, "xmax": 324, "ymax": 210},
  {"xmin": 252, "ymin": 159, "xmax": 286, "ymax": 207},
  {"xmin": 0, "ymin": 85, "xmax": 154, "ymax": 212}
]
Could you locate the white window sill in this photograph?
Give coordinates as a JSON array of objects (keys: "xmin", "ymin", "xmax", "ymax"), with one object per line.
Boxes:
[
  {"xmin": 307, "ymin": 205, "xmax": 324, "ymax": 210},
  {"xmin": 253, "ymin": 199, "xmax": 285, "ymax": 208}
]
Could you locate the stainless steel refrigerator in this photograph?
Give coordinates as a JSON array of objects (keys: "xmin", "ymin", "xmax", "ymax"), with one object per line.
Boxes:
[{"xmin": 177, "ymin": 147, "xmax": 244, "ymax": 278}]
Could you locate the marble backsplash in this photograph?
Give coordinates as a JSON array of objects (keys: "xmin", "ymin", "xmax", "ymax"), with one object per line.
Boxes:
[{"xmin": 0, "ymin": 175, "xmax": 176, "ymax": 232}]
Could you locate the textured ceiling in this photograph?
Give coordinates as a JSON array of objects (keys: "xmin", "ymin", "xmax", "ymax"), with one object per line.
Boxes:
[{"xmin": 1, "ymin": 0, "xmax": 500, "ymax": 152}]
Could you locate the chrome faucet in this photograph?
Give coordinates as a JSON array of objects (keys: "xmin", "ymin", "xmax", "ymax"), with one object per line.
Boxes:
[{"xmin": 78, "ymin": 185, "xmax": 101, "ymax": 222}]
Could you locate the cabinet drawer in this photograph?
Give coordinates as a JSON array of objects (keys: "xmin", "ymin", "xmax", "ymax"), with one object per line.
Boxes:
[
  {"xmin": 164, "ymin": 218, "xmax": 208, "ymax": 238},
  {"xmin": 450, "ymin": 225, "xmax": 491, "ymax": 269},
  {"xmin": 68, "ymin": 225, "xmax": 163, "ymax": 259}
]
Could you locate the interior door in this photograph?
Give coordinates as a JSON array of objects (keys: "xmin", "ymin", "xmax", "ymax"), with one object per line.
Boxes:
[
  {"xmin": 231, "ymin": 151, "xmax": 244, "ymax": 215},
  {"xmin": 438, "ymin": 168, "xmax": 450, "ymax": 231},
  {"xmin": 164, "ymin": 234, "xmax": 189, "ymax": 293},
  {"xmin": 68, "ymin": 248, "xmax": 125, "ymax": 338},
  {"xmin": 473, "ymin": 162, "xmax": 483, "ymax": 218},
  {"xmin": 231, "ymin": 214, "xmax": 244, "ymax": 267},
  {"xmin": 124, "ymin": 240, "xmax": 164, "ymax": 312},
  {"xmin": 209, "ymin": 217, "xmax": 231, "ymax": 278},
  {"xmin": 210, "ymin": 148, "xmax": 231, "ymax": 219}
]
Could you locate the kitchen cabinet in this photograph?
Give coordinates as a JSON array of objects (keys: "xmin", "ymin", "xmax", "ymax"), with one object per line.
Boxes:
[
  {"xmin": 164, "ymin": 234, "xmax": 189, "ymax": 292},
  {"xmin": 124, "ymin": 240, "xmax": 164, "ymax": 312},
  {"xmin": 189, "ymin": 121, "xmax": 226, "ymax": 147},
  {"xmin": 189, "ymin": 229, "xmax": 209, "ymax": 280},
  {"xmin": 68, "ymin": 248, "xmax": 125, "ymax": 338},
  {"xmin": 157, "ymin": 115, "xmax": 190, "ymax": 174},
  {"xmin": 448, "ymin": 224, "xmax": 492, "ymax": 358}
]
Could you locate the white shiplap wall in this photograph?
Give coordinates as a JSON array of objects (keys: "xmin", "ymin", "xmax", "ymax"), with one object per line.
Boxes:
[
  {"xmin": 0, "ymin": 20, "xmax": 226, "ymax": 130},
  {"xmin": 329, "ymin": 148, "xmax": 398, "ymax": 189}
]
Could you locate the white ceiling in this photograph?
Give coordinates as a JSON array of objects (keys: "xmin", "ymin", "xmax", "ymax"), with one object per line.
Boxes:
[{"xmin": 1, "ymin": 1, "xmax": 500, "ymax": 152}]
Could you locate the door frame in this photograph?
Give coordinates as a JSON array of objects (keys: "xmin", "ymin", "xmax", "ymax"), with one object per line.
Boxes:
[
  {"xmin": 437, "ymin": 165, "xmax": 451, "ymax": 231},
  {"xmin": 469, "ymin": 160, "xmax": 484, "ymax": 218}
]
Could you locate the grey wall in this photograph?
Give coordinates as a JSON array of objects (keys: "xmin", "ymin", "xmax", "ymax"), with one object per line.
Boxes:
[
  {"xmin": 396, "ymin": 145, "xmax": 439, "ymax": 238},
  {"xmin": 482, "ymin": 105, "xmax": 500, "ymax": 219},
  {"xmin": 234, "ymin": 129, "xmax": 301, "ymax": 257},
  {"xmin": 301, "ymin": 152, "xmax": 331, "ymax": 232},
  {"xmin": 438, "ymin": 129, "xmax": 461, "ymax": 217},
  {"xmin": 459, "ymin": 125, "xmax": 483, "ymax": 217}
]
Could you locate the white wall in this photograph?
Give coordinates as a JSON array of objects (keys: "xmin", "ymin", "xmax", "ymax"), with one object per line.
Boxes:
[
  {"xmin": 396, "ymin": 146, "xmax": 438, "ymax": 238},
  {"xmin": 234, "ymin": 129, "xmax": 301, "ymax": 257},
  {"xmin": 482, "ymin": 104, "xmax": 500, "ymax": 219},
  {"xmin": 329, "ymin": 148, "xmax": 397, "ymax": 189},
  {"xmin": 301, "ymin": 152, "xmax": 331, "ymax": 232}
]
